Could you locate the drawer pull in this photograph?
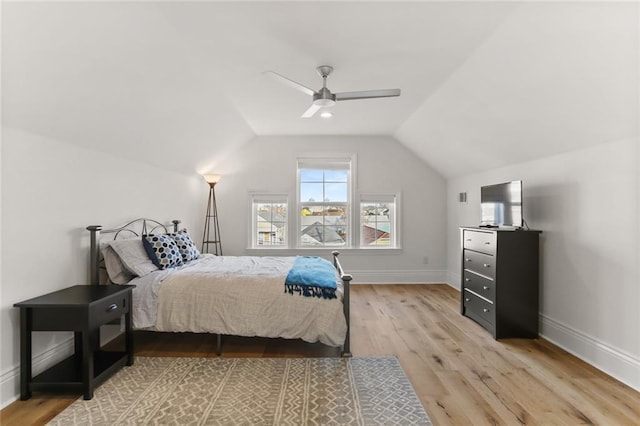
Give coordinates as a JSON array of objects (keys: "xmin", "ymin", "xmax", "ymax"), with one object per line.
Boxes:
[
  {"xmin": 484, "ymin": 242, "xmax": 491, "ymax": 245},
  {"xmin": 465, "ymin": 278, "xmax": 471, "ymax": 282},
  {"xmin": 465, "ymin": 298, "xmax": 470, "ymax": 302},
  {"xmin": 465, "ymin": 258, "xmax": 471, "ymax": 262},
  {"xmin": 106, "ymin": 303, "xmax": 118, "ymax": 313},
  {"xmin": 483, "ymin": 308, "xmax": 490, "ymax": 313},
  {"xmin": 483, "ymin": 286, "xmax": 490, "ymax": 290},
  {"xmin": 483, "ymin": 263, "xmax": 491, "ymax": 268},
  {"xmin": 466, "ymin": 238, "xmax": 472, "ymax": 241}
]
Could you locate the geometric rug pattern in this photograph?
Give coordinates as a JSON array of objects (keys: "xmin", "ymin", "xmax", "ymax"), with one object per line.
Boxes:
[{"xmin": 48, "ymin": 356, "xmax": 432, "ymax": 425}]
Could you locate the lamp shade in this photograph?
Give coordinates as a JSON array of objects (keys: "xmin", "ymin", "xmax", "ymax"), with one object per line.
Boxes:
[{"xmin": 203, "ymin": 174, "xmax": 222, "ymax": 184}]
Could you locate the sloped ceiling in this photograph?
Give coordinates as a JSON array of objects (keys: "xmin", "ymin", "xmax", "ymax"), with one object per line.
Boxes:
[{"xmin": 2, "ymin": 1, "xmax": 637, "ymax": 177}]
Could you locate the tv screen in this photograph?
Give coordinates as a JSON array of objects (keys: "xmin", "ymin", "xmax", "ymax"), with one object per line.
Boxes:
[{"xmin": 480, "ymin": 180, "xmax": 523, "ymax": 228}]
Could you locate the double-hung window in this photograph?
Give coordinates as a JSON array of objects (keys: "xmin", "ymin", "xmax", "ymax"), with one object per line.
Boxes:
[
  {"xmin": 251, "ymin": 194, "xmax": 288, "ymax": 248},
  {"xmin": 297, "ymin": 158, "xmax": 351, "ymax": 247}
]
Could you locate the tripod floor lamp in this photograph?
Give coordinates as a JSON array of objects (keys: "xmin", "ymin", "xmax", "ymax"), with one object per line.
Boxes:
[{"xmin": 202, "ymin": 174, "xmax": 222, "ymax": 255}]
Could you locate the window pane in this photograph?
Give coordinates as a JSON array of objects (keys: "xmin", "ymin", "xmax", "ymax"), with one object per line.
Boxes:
[
  {"xmin": 325, "ymin": 183, "xmax": 348, "ymax": 202},
  {"xmin": 300, "ymin": 182, "xmax": 323, "ymax": 202},
  {"xmin": 324, "ymin": 169, "xmax": 348, "ymax": 182},
  {"xmin": 300, "ymin": 169, "xmax": 323, "ymax": 182}
]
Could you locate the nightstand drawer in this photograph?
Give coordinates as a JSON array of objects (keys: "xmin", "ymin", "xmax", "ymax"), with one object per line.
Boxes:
[
  {"xmin": 463, "ymin": 289, "xmax": 494, "ymax": 327},
  {"xmin": 463, "ymin": 270, "xmax": 495, "ymax": 302},
  {"xmin": 463, "ymin": 249, "xmax": 495, "ymax": 279},
  {"xmin": 463, "ymin": 229, "xmax": 495, "ymax": 255},
  {"xmin": 90, "ymin": 291, "xmax": 129, "ymax": 329}
]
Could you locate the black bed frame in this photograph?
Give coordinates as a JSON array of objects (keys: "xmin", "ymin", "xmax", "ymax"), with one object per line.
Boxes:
[{"xmin": 86, "ymin": 218, "xmax": 352, "ymax": 357}]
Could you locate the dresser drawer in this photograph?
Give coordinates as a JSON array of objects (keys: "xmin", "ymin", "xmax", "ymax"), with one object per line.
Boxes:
[
  {"xmin": 463, "ymin": 249, "xmax": 495, "ymax": 279},
  {"xmin": 90, "ymin": 291, "xmax": 130, "ymax": 329},
  {"xmin": 463, "ymin": 229, "xmax": 495, "ymax": 255},
  {"xmin": 463, "ymin": 289, "xmax": 494, "ymax": 327},
  {"xmin": 463, "ymin": 270, "xmax": 495, "ymax": 302}
]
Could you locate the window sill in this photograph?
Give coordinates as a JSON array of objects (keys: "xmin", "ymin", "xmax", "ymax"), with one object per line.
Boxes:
[{"xmin": 245, "ymin": 247, "xmax": 403, "ymax": 256}]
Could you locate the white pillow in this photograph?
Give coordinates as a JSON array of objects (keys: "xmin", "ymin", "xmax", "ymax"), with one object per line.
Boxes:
[
  {"xmin": 101, "ymin": 245, "xmax": 136, "ymax": 284},
  {"xmin": 107, "ymin": 238, "xmax": 158, "ymax": 277}
]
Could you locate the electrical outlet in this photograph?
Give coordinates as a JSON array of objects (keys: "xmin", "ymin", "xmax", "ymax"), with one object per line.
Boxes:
[{"xmin": 422, "ymin": 256, "xmax": 429, "ymax": 264}]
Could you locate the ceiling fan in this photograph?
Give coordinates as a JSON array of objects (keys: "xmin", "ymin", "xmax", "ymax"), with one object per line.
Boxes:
[{"xmin": 263, "ymin": 65, "xmax": 401, "ymax": 118}]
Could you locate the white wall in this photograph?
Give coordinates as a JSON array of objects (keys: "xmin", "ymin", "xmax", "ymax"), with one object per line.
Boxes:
[
  {"xmin": 212, "ymin": 135, "xmax": 447, "ymax": 283},
  {"xmin": 0, "ymin": 126, "xmax": 205, "ymax": 408},
  {"xmin": 447, "ymin": 137, "xmax": 640, "ymax": 391}
]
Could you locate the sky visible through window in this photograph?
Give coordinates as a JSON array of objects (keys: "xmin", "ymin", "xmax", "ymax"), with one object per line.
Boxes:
[{"xmin": 300, "ymin": 169, "xmax": 348, "ymax": 202}]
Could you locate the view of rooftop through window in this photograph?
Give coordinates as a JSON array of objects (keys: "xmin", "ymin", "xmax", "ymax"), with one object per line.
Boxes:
[
  {"xmin": 299, "ymin": 163, "xmax": 350, "ymax": 246},
  {"xmin": 253, "ymin": 161, "xmax": 396, "ymax": 249},
  {"xmin": 361, "ymin": 201, "xmax": 394, "ymax": 247},
  {"xmin": 255, "ymin": 202, "xmax": 287, "ymax": 246}
]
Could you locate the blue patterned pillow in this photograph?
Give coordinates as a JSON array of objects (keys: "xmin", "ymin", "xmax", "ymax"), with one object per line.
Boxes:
[
  {"xmin": 171, "ymin": 229, "xmax": 200, "ymax": 262},
  {"xmin": 142, "ymin": 234, "xmax": 183, "ymax": 269}
]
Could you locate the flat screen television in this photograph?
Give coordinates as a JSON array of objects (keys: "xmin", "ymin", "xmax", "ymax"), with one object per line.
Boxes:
[{"xmin": 480, "ymin": 180, "xmax": 523, "ymax": 228}]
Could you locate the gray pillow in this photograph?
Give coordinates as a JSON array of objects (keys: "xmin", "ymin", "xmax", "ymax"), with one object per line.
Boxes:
[
  {"xmin": 107, "ymin": 238, "xmax": 158, "ymax": 277},
  {"xmin": 101, "ymin": 245, "xmax": 136, "ymax": 284}
]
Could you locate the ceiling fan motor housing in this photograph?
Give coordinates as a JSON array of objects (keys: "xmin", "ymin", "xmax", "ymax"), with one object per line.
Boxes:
[{"xmin": 313, "ymin": 87, "xmax": 336, "ymax": 107}]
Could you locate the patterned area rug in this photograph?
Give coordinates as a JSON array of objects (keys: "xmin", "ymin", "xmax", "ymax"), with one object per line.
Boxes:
[{"xmin": 48, "ymin": 356, "xmax": 431, "ymax": 425}]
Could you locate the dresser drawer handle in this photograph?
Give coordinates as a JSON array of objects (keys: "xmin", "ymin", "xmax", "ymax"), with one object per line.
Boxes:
[
  {"xmin": 484, "ymin": 242, "xmax": 491, "ymax": 245},
  {"xmin": 106, "ymin": 303, "xmax": 118, "ymax": 313},
  {"xmin": 483, "ymin": 263, "xmax": 491, "ymax": 268},
  {"xmin": 483, "ymin": 286, "xmax": 490, "ymax": 290},
  {"xmin": 483, "ymin": 308, "xmax": 490, "ymax": 313},
  {"xmin": 465, "ymin": 298, "xmax": 470, "ymax": 302},
  {"xmin": 466, "ymin": 238, "xmax": 472, "ymax": 242},
  {"xmin": 465, "ymin": 278, "xmax": 471, "ymax": 282},
  {"xmin": 465, "ymin": 258, "xmax": 471, "ymax": 262}
]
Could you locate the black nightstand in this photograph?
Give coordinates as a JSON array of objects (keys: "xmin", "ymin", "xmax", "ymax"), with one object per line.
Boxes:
[{"xmin": 14, "ymin": 285, "xmax": 134, "ymax": 400}]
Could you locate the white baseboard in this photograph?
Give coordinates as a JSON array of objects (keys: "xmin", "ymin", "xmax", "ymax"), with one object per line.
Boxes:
[
  {"xmin": 540, "ymin": 314, "xmax": 640, "ymax": 392},
  {"xmin": 1, "ymin": 336, "xmax": 74, "ymax": 409},
  {"xmin": 349, "ymin": 269, "xmax": 448, "ymax": 284},
  {"xmin": 446, "ymin": 271, "xmax": 461, "ymax": 290}
]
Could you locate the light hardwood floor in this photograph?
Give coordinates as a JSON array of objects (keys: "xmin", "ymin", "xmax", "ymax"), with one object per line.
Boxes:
[{"xmin": 2, "ymin": 284, "xmax": 639, "ymax": 425}]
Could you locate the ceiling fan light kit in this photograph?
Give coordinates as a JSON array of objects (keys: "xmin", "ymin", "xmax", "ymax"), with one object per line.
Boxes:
[{"xmin": 264, "ymin": 65, "xmax": 400, "ymax": 118}]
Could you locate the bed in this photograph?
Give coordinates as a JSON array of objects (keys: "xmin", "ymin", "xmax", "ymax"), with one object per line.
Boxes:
[{"xmin": 87, "ymin": 218, "xmax": 352, "ymax": 356}]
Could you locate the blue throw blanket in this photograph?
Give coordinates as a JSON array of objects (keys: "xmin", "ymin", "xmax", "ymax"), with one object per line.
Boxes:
[{"xmin": 285, "ymin": 256, "xmax": 337, "ymax": 299}]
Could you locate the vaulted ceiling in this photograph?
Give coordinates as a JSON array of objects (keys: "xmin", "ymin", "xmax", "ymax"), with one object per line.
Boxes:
[{"xmin": 2, "ymin": 1, "xmax": 637, "ymax": 178}]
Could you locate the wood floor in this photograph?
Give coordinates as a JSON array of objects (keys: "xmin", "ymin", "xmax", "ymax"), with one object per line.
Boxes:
[{"xmin": 2, "ymin": 284, "xmax": 639, "ymax": 425}]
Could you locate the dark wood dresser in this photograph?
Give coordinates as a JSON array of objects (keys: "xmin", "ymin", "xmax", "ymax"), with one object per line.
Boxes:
[
  {"xmin": 460, "ymin": 227, "xmax": 541, "ymax": 339},
  {"xmin": 14, "ymin": 285, "xmax": 134, "ymax": 400}
]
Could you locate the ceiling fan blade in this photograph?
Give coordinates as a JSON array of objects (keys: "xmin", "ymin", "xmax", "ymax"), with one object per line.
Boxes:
[
  {"xmin": 263, "ymin": 71, "xmax": 315, "ymax": 96},
  {"xmin": 335, "ymin": 89, "xmax": 401, "ymax": 101},
  {"xmin": 301, "ymin": 103, "xmax": 322, "ymax": 118}
]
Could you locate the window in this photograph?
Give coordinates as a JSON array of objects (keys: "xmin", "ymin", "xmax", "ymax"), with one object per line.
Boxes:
[
  {"xmin": 251, "ymin": 195, "xmax": 288, "ymax": 248},
  {"xmin": 250, "ymin": 157, "xmax": 399, "ymax": 251},
  {"xmin": 360, "ymin": 195, "xmax": 397, "ymax": 248},
  {"xmin": 297, "ymin": 158, "xmax": 351, "ymax": 247}
]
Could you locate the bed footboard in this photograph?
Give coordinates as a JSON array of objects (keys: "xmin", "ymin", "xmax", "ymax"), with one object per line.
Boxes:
[
  {"xmin": 216, "ymin": 253, "xmax": 352, "ymax": 357},
  {"xmin": 332, "ymin": 251, "xmax": 352, "ymax": 357}
]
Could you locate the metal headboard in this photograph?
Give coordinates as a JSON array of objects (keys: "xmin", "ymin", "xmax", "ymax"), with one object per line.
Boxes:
[{"xmin": 86, "ymin": 218, "xmax": 180, "ymax": 285}]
